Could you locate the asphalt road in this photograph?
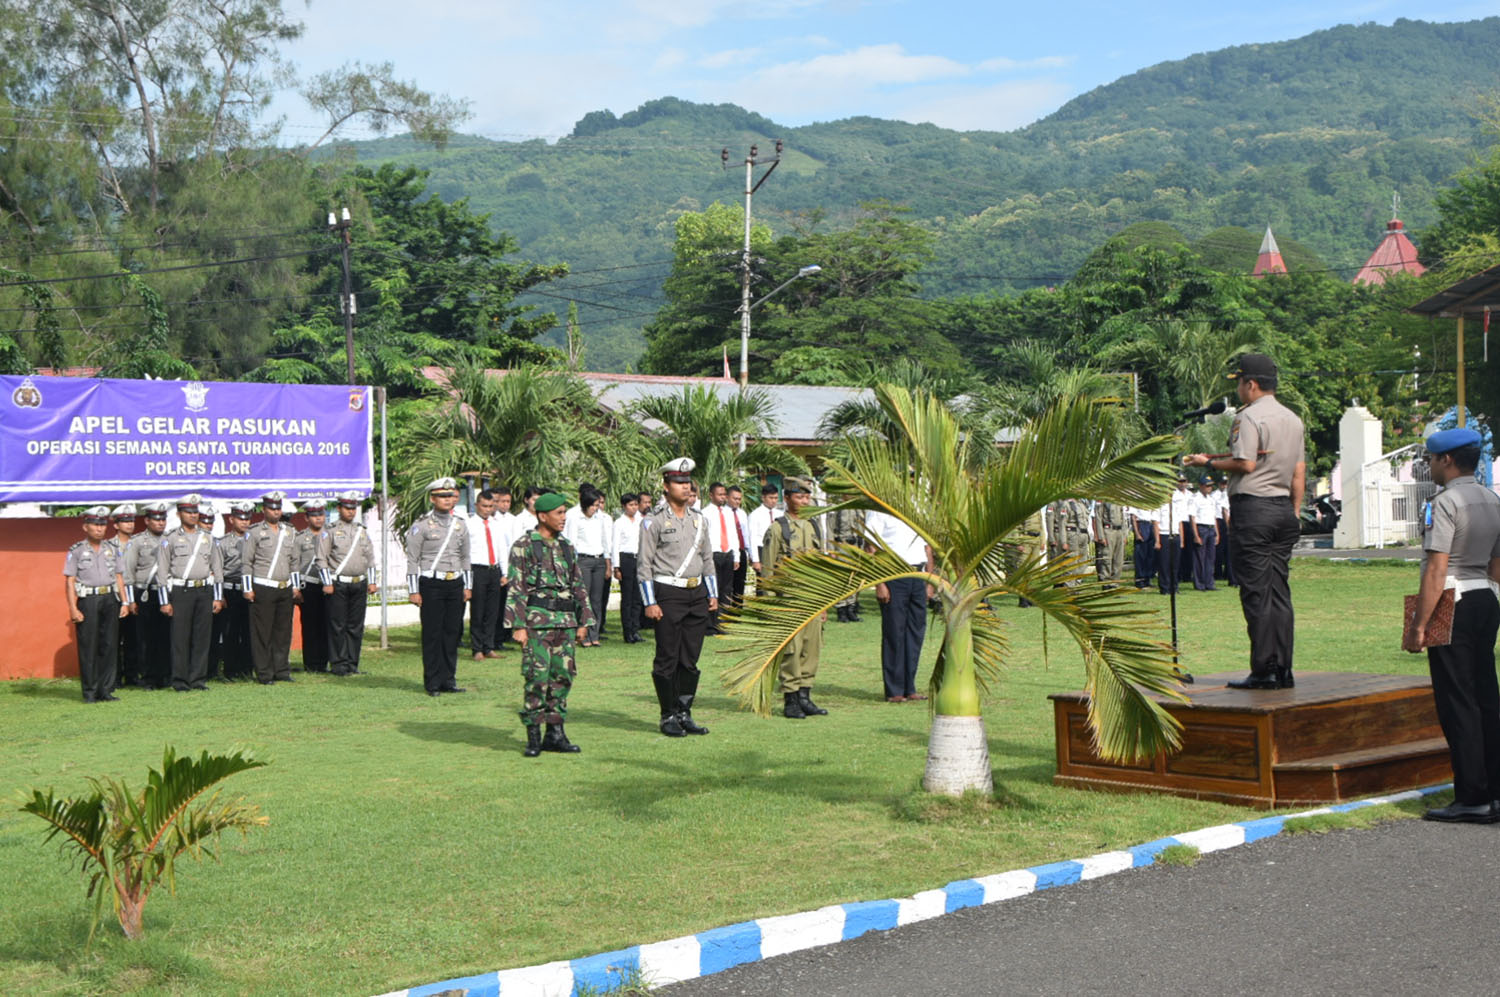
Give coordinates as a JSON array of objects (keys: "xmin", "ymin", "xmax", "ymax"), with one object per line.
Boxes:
[{"xmin": 660, "ymin": 818, "xmax": 1500, "ymax": 996}]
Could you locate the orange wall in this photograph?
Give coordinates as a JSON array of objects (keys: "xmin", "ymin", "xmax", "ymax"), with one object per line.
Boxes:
[{"xmin": 1, "ymin": 515, "xmax": 307, "ymax": 681}]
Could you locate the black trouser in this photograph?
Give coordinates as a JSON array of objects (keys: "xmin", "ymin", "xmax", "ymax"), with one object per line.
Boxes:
[
  {"xmin": 299, "ymin": 583, "xmax": 329, "ymax": 671},
  {"xmin": 216, "ymin": 586, "xmax": 252, "ymax": 678},
  {"xmin": 117, "ymin": 594, "xmax": 140, "ymax": 687},
  {"xmin": 250, "ymin": 583, "xmax": 294, "ymax": 682},
  {"xmin": 169, "ymin": 585, "xmax": 213, "ymax": 691},
  {"xmin": 881, "ymin": 575, "xmax": 928, "ymax": 698},
  {"xmin": 420, "ymin": 576, "xmax": 465, "ymax": 693},
  {"xmin": 1230, "ymin": 494, "xmax": 1299, "ymax": 679},
  {"xmin": 1428, "ymin": 590, "xmax": 1500, "ymax": 805},
  {"xmin": 1157, "ymin": 533, "xmax": 1182, "ymax": 595},
  {"xmin": 469, "ymin": 563, "xmax": 503, "ymax": 653},
  {"xmin": 327, "ymin": 580, "xmax": 368, "ymax": 674},
  {"xmin": 496, "ymin": 577, "xmax": 512, "ymax": 646},
  {"xmin": 131, "ymin": 586, "xmax": 172, "ymax": 688},
  {"xmin": 651, "ymin": 584, "xmax": 709, "ymax": 691},
  {"xmin": 1191, "ymin": 524, "xmax": 1217, "ymax": 590},
  {"xmin": 733, "ymin": 549, "xmax": 748, "ymax": 605},
  {"xmin": 1133, "ymin": 523, "xmax": 1157, "ymax": 588},
  {"xmin": 618, "ymin": 553, "xmax": 641, "ymax": 640},
  {"xmin": 76, "ymin": 593, "xmax": 120, "ymax": 702},
  {"xmin": 578, "ymin": 554, "xmax": 609, "ymax": 643},
  {"xmin": 711, "ymin": 551, "xmax": 736, "ymax": 630}
]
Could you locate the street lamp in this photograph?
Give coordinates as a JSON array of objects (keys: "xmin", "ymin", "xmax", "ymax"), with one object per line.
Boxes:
[{"xmin": 738, "ymin": 264, "xmax": 821, "ymax": 388}]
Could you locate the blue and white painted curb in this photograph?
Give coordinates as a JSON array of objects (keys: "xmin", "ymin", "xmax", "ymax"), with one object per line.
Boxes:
[{"xmin": 376, "ymin": 784, "xmax": 1450, "ymax": 997}]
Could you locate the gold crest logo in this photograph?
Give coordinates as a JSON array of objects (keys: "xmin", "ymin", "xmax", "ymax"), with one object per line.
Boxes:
[{"xmin": 11, "ymin": 377, "xmax": 41, "ymax": 408}]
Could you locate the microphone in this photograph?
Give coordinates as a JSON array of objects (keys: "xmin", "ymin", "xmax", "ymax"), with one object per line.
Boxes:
[{"xmin": 1182, "ymin": 399, "xmax": 1227, "ymax": 421}]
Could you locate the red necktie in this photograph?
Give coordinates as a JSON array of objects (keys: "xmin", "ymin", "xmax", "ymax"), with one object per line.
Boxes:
[
  {"xmin": 735, "ymin": 513, "xmax": 746, "ymax": 549},
  {"xmin": 484, "ymin": 519, "xmax": 495, "ymax": 565},
  {"xmin": 718, "ymin": 507, "xmax": 729, "ymax": 552}
]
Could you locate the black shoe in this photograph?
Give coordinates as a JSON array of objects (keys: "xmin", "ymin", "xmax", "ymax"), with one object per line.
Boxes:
[
  {"xmin": 678, "ymin": 711, "xmax": 709, "ymax": 735},
  {"xmin": 798, "ymin": 689, "xmax": 828, "ymax": 716},
  {"xmin": 258, "ymin": 679, "xmax": 274, "ymax": 685},
  {"xmin": 442, "ymin": 686, "xmax": 467, "ymax": 693},
  {"xmin": 783, "ymin": 692, "xmax": 806, "ymax": 719},
  {"xmin": 1423, "ymin": 801, "xmax": 1500, "ymax": 824},
  {"xmin": 850, "ymin": 605, "xmax": 863, "ymax": 622},
  {"xmin": 101, "ymin": 693, "xmax": 121, "ymax": 702},
  {"xmin": 542, "ymin": 723, "xmax": 582, "ymax": 753},
  {"xmin": 1279, "ymin": 667, "xmax": 1295, "ymax": 689},
  {"xmin": 660, "ymin": 713, "xmax": 686, "ymax": 737},
  {"xmin": 1227, "ymin": 672, "xmax": 1285, "ymax": 690},
  {"xmin": 523, "ymin": 726, "xmax": 543, "ymax": 758},
  {"xmin": 275, "ymin": 675, "xmax": 295, "ymax": 682}
]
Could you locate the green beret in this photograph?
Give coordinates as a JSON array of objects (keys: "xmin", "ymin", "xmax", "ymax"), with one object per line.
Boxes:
[{"xmin": 534, "ymin": 492, "xmax": 569, "ymax": 513}]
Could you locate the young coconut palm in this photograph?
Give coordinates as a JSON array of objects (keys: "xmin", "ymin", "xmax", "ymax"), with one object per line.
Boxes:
[
  {"xmin": 19, "ymin": 747, "xmax": 267, "ymax": 940},
  {"xmin": 720, "ymin": 385, "xmax": 1188, "ymax": 795}
]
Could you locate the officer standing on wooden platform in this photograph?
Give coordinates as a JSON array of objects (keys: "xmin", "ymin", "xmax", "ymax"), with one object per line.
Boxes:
[
  {"xmin": 1185, "ymin": 353, "xmax": 1305, "ymax": 690},
  {"xmin": 318, "ymin": 491, "xmax": 377, "ymax": 676},
  {"xmin": 1408, "ymin": 427, "xmax": 1500, "ymax": 823},
  {"xmin": 123, "ymin": 501, "xmax": 172, "ymax": 689},
  {"xmin": 407, "ymin": 477, "xmax": 472, "ymax": 696},
  {"xmin": 64, "ymin": 506, "xmax": 129, "ymax": 702},
  {"xmin": 639, "ymin": 458, "xmax": 717, "ymax": 736},
  {"xmin": 156, "ymin": 493, "xmax": 224, "ymax": 692},
  {"xmin": 243, "ymin": 491, "xmax": 298, "ymax": 684}
]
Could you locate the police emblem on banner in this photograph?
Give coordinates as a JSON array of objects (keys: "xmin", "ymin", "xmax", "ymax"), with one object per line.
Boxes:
[
  {"xmin": 182, "ymin": 381, "xmax": 210, "ymax": 412},
  {"xmin": 11, "ymin": 377, "xmax": 41, "ymax": 408},
  {"xmin": 349, "ymin": 388, "xmax": 365, "ymax": 412}
]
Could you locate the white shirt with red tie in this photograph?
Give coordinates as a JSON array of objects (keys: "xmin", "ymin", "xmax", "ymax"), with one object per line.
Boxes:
[
  {"xmin": 467, "ymin": 510, "xmax": 506, "ymax": 571},
  {"xmin": 707, "ymin": 500, "xmax": 741, "ymax": 566}
]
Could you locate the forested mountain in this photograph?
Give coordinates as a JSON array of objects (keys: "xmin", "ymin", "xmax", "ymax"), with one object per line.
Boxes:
[{"xmin": 350, "ymin": 17, "xmax": 1500, "ymax": 370}]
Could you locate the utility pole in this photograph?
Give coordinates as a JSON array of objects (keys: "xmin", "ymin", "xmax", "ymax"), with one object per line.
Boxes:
[
  {"xmin": 328, "ymin": 207, "xmax": 356, "ymax": 384},
  {"xmin": 722, "ymin": 140, "xmax": 783, "ymax": 388}
]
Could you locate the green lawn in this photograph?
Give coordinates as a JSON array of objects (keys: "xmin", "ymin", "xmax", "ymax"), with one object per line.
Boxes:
[{"xmin": 0, "ymin": 560, "xmax": 1430, "ymax": 996}]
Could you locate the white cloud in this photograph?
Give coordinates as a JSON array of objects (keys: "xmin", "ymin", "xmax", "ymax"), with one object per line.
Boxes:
[
  {"xmin": 698, "ymin": 46, "xmax": 766, "ymax": 69},
  {"xmin": 889, "ymin": 79, "xmax": 1076, "ymax": 132},
  {"xmin": 748, "ymin": 43, "xmax": 971, "ymax": 91}
]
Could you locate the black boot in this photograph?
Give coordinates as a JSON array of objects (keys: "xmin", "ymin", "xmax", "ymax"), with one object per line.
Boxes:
[
  {"xmin": 836, "ymin": 605, "xmax": 850, "ymax": 623},
  {"xmin": 849, "ymin": 601, "xmax": 863, "ymax": 622},
  {"xmin": 542, "ymin": 722, "xmax": 581, "ymax": 753},
  {"xmin": 783, "ymin": 692, "xmax": 806, "ymax": 719},
  {"xmin": 799, "ymin": 688, "xmax": 828, "ymax": 716},
  {"xmin": 675, "ymin": 669, "xmax": 709, "ymax": 734},
  {"xmin": 654, "ymin": 674, "xmax": 686, "ymax": 736},
  {"xmin": 523, "ymin": 725, "xmax": 542, "ymax": 757}
]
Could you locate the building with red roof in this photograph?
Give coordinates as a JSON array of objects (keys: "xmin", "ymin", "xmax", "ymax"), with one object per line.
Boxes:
[
  {"xmin": 1353, "ymin": 205, "xmax": 1426, "ymax": 286},
  {"xmin": 1252, "ymin": 226, "xmax": 1288, "ymax": 277}
]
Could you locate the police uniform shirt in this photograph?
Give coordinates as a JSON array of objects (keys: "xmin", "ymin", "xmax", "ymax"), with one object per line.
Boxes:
[
  {"xmin": 1423, "ymin": 475, "xmax": 1500, "ymax": 582},
  {"xmin": 219, "ymin": 531, "xmax": 247, "ymax": 583},
  {"xmin": 244, "ymin": 520, "xmax": 297, "ymax": 587},
  {"xmin": 156, "ymin": 526, "xmax": 223, "ymax": 599},
  {"xmin": 1095, "ymin": 501, "xmax": 1126, "ymax": 531},
  {"xmin": 638, "ymin": 503, "xmax": 716, "ymax": 605},
  {"xmin": 404, "ymin": 509, "xmax": 472, "ymax": 592},
  {"xmin": 1228, "ymin": 394, "xmax": 1305, "ymax": 498},
  {"xmin": 295, "ymin": 525, "xmax": 326, "ymax": 582},
  {"xmin": 65, "ymin": 538, "xmax": 124, "ymax": 593},
  {"xmin": 317, "ymin": 519, "xmax": 378, "ymax": 585},
  {"xmin": 123, "ymin": 531, "xmax": 165, "ymax": 597}
]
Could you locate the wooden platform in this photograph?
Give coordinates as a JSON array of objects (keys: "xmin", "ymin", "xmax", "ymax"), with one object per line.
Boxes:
[{"xmin": 1050, "ymin": 672, "xmax": 1451, "ymax": 808}]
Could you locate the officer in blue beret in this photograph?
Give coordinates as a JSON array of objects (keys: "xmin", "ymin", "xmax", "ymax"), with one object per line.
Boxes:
[{"xmin": 1411, "ymin": 426, "xmax": 1500, "ymax": 823}]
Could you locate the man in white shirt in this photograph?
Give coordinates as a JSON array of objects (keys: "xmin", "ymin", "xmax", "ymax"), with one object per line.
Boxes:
[
  {"xmin": 727, "ymin": 485, "xmax": 751, "ymax": 606},
  {"xmin": 563, "ymin": 484, "xmax": 612, "ymax": 645},
  {"xmin": 492, "ymin": 487, "xmax": 518, "ymax": 647},
  {"xmin": 467, "ymin": 490, "xmax": 505, "ymax": 659},
  {"xmin": 1155, "ymin": 475, "xmax": 1192, "ymax": 596},
  {"xmin": 1212, "ymin": 475, "xmax": 1234, "ymax": 586},
  {"xmin": 612, "ymin": 493, "xmax": 644, "ymax": 643},
  {"xmin": 1188, "ymin": 476, "xmax": 1220, "ymax": 591},
  {"xmin": 705, "ymin": 482, "xmax": 739, "ymax": 631},
  {"xmin": 747, "ymin": 484, "xmax": 783, "ymax": 594},
  {"xmin": 865, "ymin": 510, "xmax": 934, "ymax": 703}
]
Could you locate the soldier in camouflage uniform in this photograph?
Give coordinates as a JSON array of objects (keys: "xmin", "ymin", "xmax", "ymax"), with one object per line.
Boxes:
[
  {"xmin": 504, "ymin": 491, "xmax": 595, "ymax": 757},
  {"xmin": 830, "ymin": 501, "xmax": 864, "ymax": 622}
]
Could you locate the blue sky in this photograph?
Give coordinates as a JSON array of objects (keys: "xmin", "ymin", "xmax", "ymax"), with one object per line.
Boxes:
[{"xmin": 272, "ymin": 1, "xmax": 1496, "ymax": 142}]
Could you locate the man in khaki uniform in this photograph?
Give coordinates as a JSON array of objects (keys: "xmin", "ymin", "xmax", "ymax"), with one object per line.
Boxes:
[
  {"xmin": 1093, "ymin": 500, "xmax": 1128, "ymax": 589},
  {"xmin": 1186, "ymin": 353, "xmax": 1305, "ymax": 690},
  {"xmin": 762, "ymin": 477, "xmax": 829, "ymax": 719},
  {"xmin": 317, "ymin": 491, "xmax": 378, "ymax": 676}
]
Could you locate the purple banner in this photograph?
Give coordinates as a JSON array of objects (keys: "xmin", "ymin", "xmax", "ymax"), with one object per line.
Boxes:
[{"xmin": 0, "ymin": 376, "xmax": 373, "ymax": 502}]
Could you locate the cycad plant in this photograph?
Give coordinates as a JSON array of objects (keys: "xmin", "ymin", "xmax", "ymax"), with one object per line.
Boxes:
[
  {"xmin": 19, "ymin": 747, "xmax": 268, "ymax": 940},
  {"xmin": 721, "ymin": 385, "xmax": 1187, "ymax": 795}
]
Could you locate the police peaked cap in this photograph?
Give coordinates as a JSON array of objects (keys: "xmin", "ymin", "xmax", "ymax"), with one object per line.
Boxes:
[
  {"xmin": 83, "ymin": 505, "xmax": 111, "ymax": 523},
  {"xmin": 110, "ymin": 504, "xmax": 136, "ymax": 520}
]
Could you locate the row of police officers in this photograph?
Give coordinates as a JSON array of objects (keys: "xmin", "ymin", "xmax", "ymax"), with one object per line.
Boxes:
[{"xmin": 64, "ymin": 491, "xmax": 376, "ymax": 701}]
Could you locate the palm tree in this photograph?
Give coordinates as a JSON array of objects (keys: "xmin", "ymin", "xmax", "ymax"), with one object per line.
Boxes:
[
  {"xmin": 20, "ymin": 747, "xmax": 267, "ymax": 940},
  {"xmin": 721, "ymin": 385, "xmax": 1187, "ymax": 795},
  {"xmin": 628, "ymin": 384, "xmax": 807, "ymax": 488},
  {"xmin": 394, "ymin": 360, "xmax": 656, "ymax": 524}
]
